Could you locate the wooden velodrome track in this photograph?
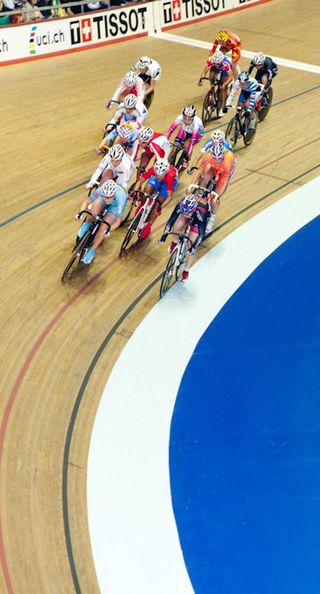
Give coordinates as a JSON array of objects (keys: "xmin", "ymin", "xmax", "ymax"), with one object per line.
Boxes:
[{"xmin": 1, "ymin": 0, "xmax": 319, "ymax": 592}]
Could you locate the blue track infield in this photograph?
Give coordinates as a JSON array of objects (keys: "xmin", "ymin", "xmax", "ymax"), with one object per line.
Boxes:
[{"xmin": 170, "ymin": 215, "xmax": 320, "ymax": 594}]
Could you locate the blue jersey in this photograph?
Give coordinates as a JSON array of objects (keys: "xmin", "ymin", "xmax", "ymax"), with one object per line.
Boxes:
[
  {"xmin": 239, "ymin": 78, "xmax": 260, "ymax": 111},
  {"xmin": 116, "ymin": 125, "xmax": 138, "ymax": 149},
  {"xmin": 201, "ymin": 138, "xmax": 233, "ymax": 154},
  {"xmin": 90, "ymin": 185, "xmax": 128, "ymax": 219}
]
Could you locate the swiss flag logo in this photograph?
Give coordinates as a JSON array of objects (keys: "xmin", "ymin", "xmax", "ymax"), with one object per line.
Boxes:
[
  {"xmin": 172, "ymin": 0, "xmax": 181, "ymax": 21},
  {"xmin": 81, "ymin": 18, "xmax": 92, "ymax": 43}
]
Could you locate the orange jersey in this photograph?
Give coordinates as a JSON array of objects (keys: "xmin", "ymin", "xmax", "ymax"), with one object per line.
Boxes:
[
  {"xmin": 199, "ymin": 150, "xmax": 236, "ymax": 195},
  {"xmin": 209, "ymin": 31, "xmax": 241, "ymax": 65}
]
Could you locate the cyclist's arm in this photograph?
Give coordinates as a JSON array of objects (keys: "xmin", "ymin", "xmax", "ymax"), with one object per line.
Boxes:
[
  {"xmin": 231, "ymin": 46, "xmax": 241, "ymax": 64},
  {"xmin": 87, "ymin": 155, "xmax": 109, "ymax": 188},
  {"xmin": 166, "ymin": 120, "xmax": 178, "ymax": 139},
  {"xmin": 136, "ymin": 79, "xmax": 145, "ymax": 101},
  {"xmin": 247, "ymin": 61, "xmax": 254, "ymax": 75},
  {"xmin": 208, "ymin": 39, "xmax": 218, "ymax": 57},
  {"xmin": 110, "ymin": 80, "xmax": 123, "ymax": 103},
  {"xmin": 161, "ymin": 204, "xmax": 181, "ymax": 237}
]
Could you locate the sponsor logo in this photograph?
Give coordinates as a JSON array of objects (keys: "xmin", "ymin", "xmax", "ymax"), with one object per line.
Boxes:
[
  {"xmin": 0, "ymin": 38, "xmax": 9, "ymax": 53},
  {"xmin": 70, "ymin": 6, "xmax": 148, "ymax": 45},
  {"xmin": 163, "ymin": 0, "xmax": 226, "ymax": 24},
  {"xmin": 29, "ymin": 25, "xmax": 65, "ymax": 55}
]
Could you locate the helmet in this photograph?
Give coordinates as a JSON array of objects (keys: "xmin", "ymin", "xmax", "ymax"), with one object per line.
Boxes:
[
  {"xmin": 210, "ymin": 142, "xmax": 226, "ymax": 159},
  {"xmin": 180, "ymin": 194, "xmax": 198, "ymax": 215},
  {"xmin": 139, "ymin": 127, "xmax": 154, "ymax": 144},
  {"xmin": 124, "ymin": 71, "xmax": 138, "ymax": 88},
  {"xmin": 137, "ymin": 56, "xmax": 151, "ymax": 70},
  {"xmin": 211, "ymin": 129, "xmax": 225, "ymax": 143},
  {"xmin": 182, "ymin": 104, "xmax": 196, "ymax": 119},
  {"xmin": 109, "ymin": 143, "xmax": 125, "ymax": 161},
  {"xmin": 253, "ymin": 52, "xmax": 266, "ymax": 66},
  {"xmin": 211, "ymin": 50, "xmax": 224, "ymax": 65},
  {"xmin": 118, "ymin": 125, "xmax": 132, "ymax": 141},
  {"xmin": 101, "ymin": 179, "xmax": 117, "ymax": 198},
  {"xmin": 154, "ymin": 159, "xmax": 169, "ymax": 176},
  {"xmin": 217, "ymin": 30, "xmax": 228, "ymax": 42},
  {"xmin": 124, "ymin": 94, "xmax": 137, "ymax": 109},
  {"xmin": 238, "ymin": 71, "xmax": 250, "ymax": 83}
]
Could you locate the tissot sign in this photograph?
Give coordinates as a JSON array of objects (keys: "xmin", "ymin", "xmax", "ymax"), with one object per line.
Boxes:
[
  {"xmin": 161, "ymin": 0, "xmax": 262, "ymax": 26},
  {"xmin": 70, "ymin": 6, "xmax": 149, "ymax": 45}
]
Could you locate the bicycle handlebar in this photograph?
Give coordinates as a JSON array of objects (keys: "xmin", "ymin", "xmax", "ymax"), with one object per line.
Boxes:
[{"xmin": 78, "ymin": 209, "xmax": 111, "ymax": 231}]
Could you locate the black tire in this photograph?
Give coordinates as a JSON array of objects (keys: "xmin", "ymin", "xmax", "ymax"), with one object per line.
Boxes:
[
  {"xmin": 243, "ymin": 114, "xmax": 256, "ymax": 146},
  {"xmin": 159, "ymin": 248, "xmax": 178, "ymax": 298},
  {"xmin": 175, "ymin": 150, "xmax": 188, "ymax": 175},
  {"xmin": 176, "ymin": 241, "xmax": 187, "ymax": 281},
  {"xmin": 258, "ymin": 87, "xmax": 273, "ymax": 122},
  {"xmin": 225, "ymin": 117, "xmax": 239, "ymax": 149},
  {"xmin": 202, "ymin": 89, "xmax": 215, "ymax": 127},
  {"xmin": 121, "ymin": 186, "xmax": 139, "ymax": 226},
  {"xmin": 61, "ymin": 230, "xmax": 91, "ymax": 282},
  {"xmin": 143, "ymin": 90, "xmax": 154, "ymax": 110},
  {"xmin": 169, "ymin": 145, "xmax": 181, "ymax": 168},
  {"xmin": 119, "ymin": 209, "xmax": 143, "ymax": 256},
  {"xmin": 214, "ymin": 83, "xmax": 222, "ymax": 118}
]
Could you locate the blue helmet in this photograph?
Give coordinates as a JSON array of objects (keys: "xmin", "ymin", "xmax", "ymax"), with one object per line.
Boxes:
[{"xmin": 180, "ymin": 194, "xmax": 198, "ymax": 215}]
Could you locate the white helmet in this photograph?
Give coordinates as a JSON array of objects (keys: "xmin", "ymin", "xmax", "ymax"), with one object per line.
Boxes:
[
  {"xmin": 118, "ymin": 125, "xmax": 132, "ymax": 141},
  {"xmin": 210, "ymin": 142, "xmax": 226, "ymax": 159},
  {"xmin": 238, "ymin": 71, "xmax": 250, "ymax": 83},
  {"xmin": 211, "ymin": 129, "xmax": 225, "ymax": 143},
  {"xmin": 124, "ymin": 94, "xmax": 137, "ymax": 109},
  {"xmin": 109, "ymin": 144, "xmax": 125, "ymax": 161},
  {"xmin": 101, "ymin": 179, "xmax": 117, "ymax": 198},
  {"xmin": 139, "ymin": 127, "xmax": 154, "ymax": 144},
  {"xmin": 211, "ymin": 50, "xmax": 224, "ymax": 65},
  {"xmin": 124, "ymin": 71, "xmax": 138, "ymax": 88},
  {"xmin": 154, "ymin": 159, "xmax": 169, "ymax": 176},
  {"xmin": 182, "ymin": 104, "xmax": 196, "ymax": 119},
  {"xmin": 137, "ymin": 56, "xmax": 151, "ymax": 70},
  {"xmin": 180, "ymin": 194, "xmax": 198, "ymax": 215},
  {"xmin": 253, "ymin": 52, "xmax": 266, "ymax": 66}
]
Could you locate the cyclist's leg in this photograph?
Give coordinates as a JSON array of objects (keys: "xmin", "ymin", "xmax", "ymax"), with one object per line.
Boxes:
[{"xmin": 183, "ymin": 228, "xmax": 198, "ymax": 280}]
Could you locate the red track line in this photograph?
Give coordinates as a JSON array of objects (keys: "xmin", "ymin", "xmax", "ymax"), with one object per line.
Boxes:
[{"xmin": 0, "ymin": 133, "xmax": 319, "ymax": 593}]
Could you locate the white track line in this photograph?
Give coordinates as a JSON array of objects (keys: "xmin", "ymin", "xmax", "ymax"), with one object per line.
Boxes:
[
  {"xmin": 150, "ymin": 32, "xmax": 320, "ymax": 74},
  {"xmin": 87, "ymin": 177, "xmax": 320, "ymax": 594}
]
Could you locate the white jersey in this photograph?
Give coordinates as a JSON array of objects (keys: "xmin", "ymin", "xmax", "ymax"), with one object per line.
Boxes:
[
  {"xmin": 136, "ymin": 59, "xmax": 161, "ymax": 89},
  {"xmin": 88, "ymin": 153, "xmax": 134, "ymax": 189},
  {"xmin": 173, "ymin": 114, "xmax": 204, "ymax": 134},
  {"xmin": 111, "ymin": 77, "xmax": 145, "ymax": 103},
  {"xmin": 109, "ymin": 99, "xmax": 148, "ymax": 126}
]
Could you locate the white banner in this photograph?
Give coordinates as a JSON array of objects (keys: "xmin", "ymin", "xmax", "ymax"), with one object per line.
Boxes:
[
  {"xmin": 160, "ymin": 0, "xmax": 264, "ymax": 29},
  {"xmin": 0, "ymin": 3, "xmax": 152, "ymax": 63}
]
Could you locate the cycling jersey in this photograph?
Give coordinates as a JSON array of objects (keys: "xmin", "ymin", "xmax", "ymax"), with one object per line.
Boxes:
[
  {"xmin": 90, "ymin": 184, "xmax": 128, "ymax": 219},
  {"xmin": 111, "ymin": 77, "xmax": 145, "ymax": 103},
  {"xmin": 166, "ymin": 115, "xmax": 204, "ymax": 157},
  {"xmin": 89, "ymin": 152, "xmax": 134, "ymax": 189},
  {"xmin": 238, "ymin": 78, "xmax": 260, "ymax": 111},
  {"xmin": 142, "ymin": 132, "xmax": 171, "ymax": 160},
  {"xmin": 199, "ymin": 150, "xmax": 236, "ymax": 196},
  {"xmin": 137, "ymin": 59, "xmax": 161, "ymax": 86},
  {"xmin": 248, "ymin": 56, "xmax": 278, "ymax": 90},
  {"xmin": 201, "ymin": 138, "xmax": 233, "ymax": 154},
  {"xmin": 209, "ymin": 31, "xmax": 241, "ymax": 64},
  {"xmin": 207, "ymin": 54, "xmax": 232, "ymax": 77},
  {"xmin": 163, "ymin": 201, "xmax": 208, "ymax": 250},
  {"xmin": 109, "ymin": 99, "xmax": 148, "ymax": 126},
  {"xmin": 142, "ymin": 164, "xmax": 177, "ymax": 194}
]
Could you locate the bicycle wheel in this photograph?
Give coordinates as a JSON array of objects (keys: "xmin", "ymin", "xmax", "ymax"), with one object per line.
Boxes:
[
  {"xmin": 143, "ymin": 90, "xmax": 154, "ymax": 110},
  {"xmin": 176, "ymin": 241, "xmax": 188, "ymax": 281},
  {"xmin": 202, "ymin": 89, "xmax": 215, "ymax": 127},
  {"xmin": 121, "ymin": 187, "xmax": 139, "ymax": 226},
  {"xmin": 243, "ymin": 114, "xmax": 256, "ymax": 146},
  {"xmin": 169, "ymin": 145, "xmax": 181, "ymax": 168},
  {"xmin": 225, "ymin": 117, "xmax": 239, "ymax": 149},
  {"xmin": 214, "ymin": 83, "xmax": 222, "ymax": 118},
  {"xmin": 159, "ymin": 248, "xmax": 178, "ymax": 298},
  {"xmin": 258, "ymin": 87, "xmax": 273, "ymax": 122},
  {"xmin": 61, "ymin": 230, "xmax": 91, "ymax": 282},
  {"xmin": 119, "ymin": 209, "xmax": 143, "ymax": 256},
  {"xmin": 175, "ymin": 150, "xmax": 188, "ymax": 175}
]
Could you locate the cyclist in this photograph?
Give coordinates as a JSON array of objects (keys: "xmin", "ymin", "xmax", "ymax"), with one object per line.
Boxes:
[
  {"xmin": 106, "ymin": 71, "xmax": 145, "ymax": 109},
  {"xmin": 133, "ymin": 56, "xmax": 161, "ymax": 109},
  {"xmin": 134, "ymin": 158, "xmax": 178, "ymax": 240},
  {"xmin": 248, "ymin": 52, "xmax": 278, "ymax": 101},
  {"xmin": 86, "ymin": 143, "xmax": 134, "ymax": 192},
  {"xmin": 100, "ymin": 93, "xmax": 147, "ymax": 151},
  {"xmin": 77, "ymin": 180, "xmax": 128, "ymax": 265},
  {"xmin": 191, "ymin": 140, "xmax": 236, "ymax": 234},
  {"xmin": 198, "ymin": 50, "xmax": 233, "ymax": 117},
  {"xmin": 188, "ymin": 129, "xmax": 232, "ymax": 172},
  {"xmin": 166, "ymin": 105, "xmax": 204, "ymax": 169},
  {"xmin": 137, "ymin": 126, "xmax": 171, "ymax": 173},
  {"xmin": 159, "ymin": 193, "xmax": 208, "ymax": 282},
  {"xmin": 209, "ymin": 30, "xmax": 241, "ymax": 80},
  {"xmin": 234, "ymin": 70, "xmax": 261, "ymax": 131}
]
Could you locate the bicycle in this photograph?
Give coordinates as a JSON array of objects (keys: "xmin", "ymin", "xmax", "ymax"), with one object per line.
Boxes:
[
  {"xmin": 119, "ymin": 190, "xmax": 160, "ymax": 256},
  {"xmin": 61, "ymin": 210, "xmax": 111, "ymax": 282},
  {"xmin": 120, "ymin": 166, "xmax": 146, "ymax": 226},
  {"xmin": 225, "ymin": 108, "xmax": 257, "ymax": 149},
  {"xmin": 159, "ymin": 227, "xmax": 192, "ymax": 298},
  {"xmin": 256, "ymin": 86, "xmax": 273, "ymax": 122},
  {"xmin": 200, "ymin": 76, "xmax": 231, "ymax": 126},
  {"xmin": 168, "ymin": 141, "xmax": 189, "ymax": 175}
]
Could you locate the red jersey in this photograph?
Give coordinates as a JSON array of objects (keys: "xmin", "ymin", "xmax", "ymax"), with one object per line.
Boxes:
[{"xmin": 142, "ymin": 164, "xmax": 177, "ymax": 191}]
